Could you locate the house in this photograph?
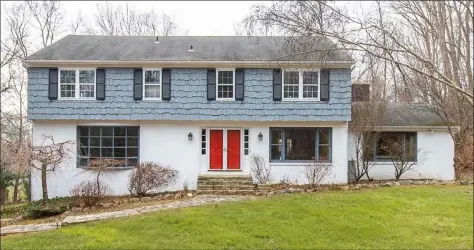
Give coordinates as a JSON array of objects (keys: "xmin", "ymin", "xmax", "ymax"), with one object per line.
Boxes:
[{"xmin": 25, "ymin": 36, "xmax": 455, "ymax": 200}]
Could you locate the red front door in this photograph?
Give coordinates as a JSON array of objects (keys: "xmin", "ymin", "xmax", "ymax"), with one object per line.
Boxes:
[
  {"xmin": 227, "ymin": 130, "xmax": 241, "ymax": 170},
  {"xmin": 210, "ymin": 130, "xmax": 223, "ymax": 169}
]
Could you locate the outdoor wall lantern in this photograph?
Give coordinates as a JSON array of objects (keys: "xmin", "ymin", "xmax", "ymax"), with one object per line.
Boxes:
[
  {"xmin": 188, "ymin": 132, "xmax": 193, "ymax": 141},
  {"xmin": 258, "ymin": 132, "xmax": 263, "ymax": 141}
]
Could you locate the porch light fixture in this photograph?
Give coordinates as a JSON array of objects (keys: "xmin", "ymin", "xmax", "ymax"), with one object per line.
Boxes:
[
  {"xmin": 154, "ymin": 36, "xmax": 160, "ymax": 44},
  {"xmin": 188, "ymin": 45, "xmax": 195, "ymax": 52},
  {"xmin": 188, "ymin": 132, "xmax": 193, "ymax": 141},
  {"xmin": 258, "ymin": 132, "xmax": 263, "ymax": 141}
]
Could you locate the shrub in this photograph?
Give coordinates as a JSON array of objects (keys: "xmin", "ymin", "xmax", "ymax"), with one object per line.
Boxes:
[
  {"xmin": 24, "ymin": 205, "xmax": 67, "ymax": 219},
  {"xmin": 128, "ymin": 162, "xmax": 179, "ymax": 196},
  {"xmin": 304, "ymin": 160, "xmax": 332, "ymax": 188},
  {"xmin": 250, "ymin": 154, "xmax": 272, "ymax": 184},
  {"xmin": 70, "ymin": 180, "xmax": 112, "ymax": 207}
]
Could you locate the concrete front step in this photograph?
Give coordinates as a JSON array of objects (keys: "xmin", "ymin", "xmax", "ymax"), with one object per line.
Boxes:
[
  {"xmin": 199, "ymin": 180, "xmax": 254, "ymax": 185},
  {"xmin": 196, "ymin": 190, "xmax": 255, "ymax": 195},
  {"xmin": 197, "ymin": 184, "xmax": 255, "ymax": 191}
]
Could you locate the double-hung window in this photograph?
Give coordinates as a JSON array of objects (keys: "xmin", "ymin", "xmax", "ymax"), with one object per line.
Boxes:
[
  {"xmin": 270, "ymin": 128, "xmax": 332, "ymax": 162},
  {"xmin": 216, "ymin": 69, "xmax": 235, "ymax": 100},
  {"xmin": 283, "ymin": 69, "xmax": 320, "ymax": 100},
  {"xmin": 78, "ymin": 126, "xmax": 140, "ymax": 168},
  {"xmin": 59, "ymin": 68, "xmax": 96, "ymax": 99},
  {"xmin": 143, "ymin": 69, "xmax": 162, "ymax": 100}
]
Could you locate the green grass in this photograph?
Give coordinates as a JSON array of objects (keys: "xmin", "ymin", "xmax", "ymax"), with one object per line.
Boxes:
[{"xmin": 2, "ymin": 185, "xmax": 473, "ymax": 249}]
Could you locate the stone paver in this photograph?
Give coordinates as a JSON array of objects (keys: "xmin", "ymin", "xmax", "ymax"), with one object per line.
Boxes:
[{"xmin": 1, "ymin": 223, "xmax": 59, "ymax": 235}]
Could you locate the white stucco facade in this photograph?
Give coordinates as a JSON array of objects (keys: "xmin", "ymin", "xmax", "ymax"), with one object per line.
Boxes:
[
  {"xmin": 347, "ymin": 129, "xmax": 455, "ymax": 181},
  {"xmin": 31, "ymin": 120, "xmax": 349, "ymax": 200}
]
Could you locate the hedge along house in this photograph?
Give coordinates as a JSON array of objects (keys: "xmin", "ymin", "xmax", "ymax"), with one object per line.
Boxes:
[{"xmin": 25, "ymin": 36, "xmax": 455, "ymax": 200}]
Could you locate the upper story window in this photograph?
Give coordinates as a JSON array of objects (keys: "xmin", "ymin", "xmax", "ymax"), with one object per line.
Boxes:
[
  {"xmin": 59, "ymin": 68, "xmax": 96, "ymax": 99},
  {"xmin": 143, "ymin": 69, "xmax": 162, "ymax": 100},
  {"xmin": 283, "ymin": 69, "xmax": 320, "ymax": 100},
  {"xmin": 216, "ymin": 69, "xmax": 235, "ymax": 100}
]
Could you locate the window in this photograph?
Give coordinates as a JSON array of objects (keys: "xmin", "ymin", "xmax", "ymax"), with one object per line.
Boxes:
[
  {"xmin": 143, "ymin": 69, "xmax": 161, "ymax": 99},
  {"xmin": 217, "ymin": 69, "xmax": 234, "ymax": 100},
  {"xmin": 201, "ymin": 129, "xmax": 206, "ymax": 155},
  {"xmin": 366, "ymin": 132, "xmax": 417, "ymax": 162},
  {"xmin": 59, "ymin": 69, "xmax": 96, "ymax": 99},
  {"xmin": 269, "ymin": 128, "xmax": 331, "ymax": 162},
  {"xmin": 77, "ymin": 126, "xmax": 139, "ymax": 168},
  {"xmin": 244, "ymin": 129, "xmax": 249, "ymax": 155},
  {"xmin": 283, "ymin": 69, "xmax": 320, "ymax": 100}
]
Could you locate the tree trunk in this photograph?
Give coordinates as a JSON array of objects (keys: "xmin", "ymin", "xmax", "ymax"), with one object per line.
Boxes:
[
  {"xmin": 41, "ymin": 165, "xmax": 48, "ymax": 202},
  {"xmin": 13, "ymin": 177, "xmax": 20, "ymax": 202}
]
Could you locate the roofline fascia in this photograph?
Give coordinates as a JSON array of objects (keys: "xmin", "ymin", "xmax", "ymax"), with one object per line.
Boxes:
[
  {"xmin": 358, "ymin": 125, "xmax": 460, "ymax": 132},
  {"xmin": 24, "ymin": 60, "xmax": 354, "ymax": 68}
]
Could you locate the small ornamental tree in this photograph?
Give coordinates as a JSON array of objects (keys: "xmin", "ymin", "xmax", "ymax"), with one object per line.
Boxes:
[
  {"xmin": 304, "ymin": 159, "xmax": 332, "ymax": 188},
  {"xmin": 387, "ymin": 138, "xmax": 425, "ymax": 180},
  {"xmin": 128, "ymin": 162, "xmax": 179, "ymax": 196},
  {"xmin": 250, "ymin": 154, "xmax": 272, "ymax": 184},
  {"xmin": 31, "ymin": 135, "xmax": 73, "ymax": 202}
]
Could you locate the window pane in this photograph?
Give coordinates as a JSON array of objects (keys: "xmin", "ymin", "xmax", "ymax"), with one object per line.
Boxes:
[
  {"xmin": 319, "ymin": 129, "xmax": 330, "ymax": 145},
  {"xmin": 145, "ymin": 70, "xmax": 160, "ymax": 84},
  {"xmin": 114, "ymin": 127, "xmax": 126, "ymax": 136},
  {"xmin": 217, "ymin": 85, "xmax": 233, "ymax": 98},
  {"xmin": 79, "ymin": 137, "xmax": 88, "ymax": 147},
  {"xmin": 303, "ymin": 85, "xmax": 318, "ymax": 98},
  {"xmin": 79, "ymin": 84, "xmax": 95, "ymax": 98},
  {"xmin": 303, "ymin": 71, "xmax": 318, "ymax": 85},
  {"xmin": 244, "ymin": 129, "xmax": 249, "ymax": 136},
  {"xmin": 102, "ymin": 127, "xmax": 113, "ymax": 136},
  {"xmin": 318, "ymin": 146, "xmax": 330, "ymax": 161},
  {"xmin": 127, "ymin": 147, "xmax": 138, "ymax": 157},
  {"xmin": 127, "ymin": 158, "xmax": 138, "ymax": 167},
  {"xmin": 114, "ymin": 148, "xmax": 125, "ymax": 157},
  {"xmin": 127, "ymin": 127, "xmax": 139, "ymax": 136},
  {"xmin": 101, "ymin": 147, "xmax": 113, "ymax": 157},
  {"xmin": 145, "ymin": 85, "xmax": 161, "ymax": 98},
  {"xmin": 60, "ymin": 70, "xmax": 75, "ymax": 83},
  {"xmin": 406, "ymin": 133, "xmax": 417, "ymax": 161},
  {"xmin": 244, "ymin": 149, "xmax": 249, "ymax": 155},
  {"xmin": 90, "ymin": 138, "xmax": 100, "ymax": 146},
  {"xmin": 376, "ymin": 133, "xmax": 402, "ymax": 160},
  {"xmin": 270, "ymin": 145, "xmax": 282, "ymax": 160},
  {"xmin": 78, "ymin": 127, "xmax": 89, "ymax": 137},
  {"xmin": 102, "ymin": 137, "xmax": 113, "ymax": 147},
  {"xmin": 127, "ymin": 137, "xmax": 138, "ymax": 147},
  {"xmin": 60, "ymin": 84, "xmax": 75, "ymax": 98},
  {"xmin": 90, "ymin": 127, "xmax": 100, "ymax": 136},
  {"xmin": 218, "ymin": 71, "xmax": 233, "ymax": 85},
  {"xmin": 79, "ymin": 158, "xmax": 89, "ymax": 167},
  {"xmin": 284, "ymin": 71, "xmax": 299, "ymax": 85},
  {"xmin": 79, "ymin": 147, "xmax": 88, "ymax": 156},
  {"xmin": 285, "ymin": 128, "xmax": 315, "ymax": 160},
  {"xmin": 114, "ymin": 138, "xmax": 126, "ymax": 147},
  {"xmin": 270, "ymin": 130, "xmax": 282, "ymax": 144},
  {"xmin": 90, "ymin": 147, "xmax": 100, "ymax": 157},
  {"xmin": 79, "ymin": 70, "xmax": 95, "ymax": 83}
]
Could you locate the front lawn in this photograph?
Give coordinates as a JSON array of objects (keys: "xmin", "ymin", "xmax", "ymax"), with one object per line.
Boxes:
[{"xmin": 2, "ymin": 185, "xmax": 473, "ymax": 249}]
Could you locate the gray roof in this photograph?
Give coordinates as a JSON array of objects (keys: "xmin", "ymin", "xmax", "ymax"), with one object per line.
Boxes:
[
  {"xmin": 378, "ymin": 103, "xmax": 446, "ymax": 127},
  {"xmin": 25, "ymin": 35, "xmax": 352, "ymax": 62}
]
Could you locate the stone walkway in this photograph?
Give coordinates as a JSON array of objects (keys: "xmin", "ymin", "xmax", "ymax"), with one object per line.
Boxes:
[{"xmin": 1, "ymin": 195, "xmax": 253, "ymax": 235}]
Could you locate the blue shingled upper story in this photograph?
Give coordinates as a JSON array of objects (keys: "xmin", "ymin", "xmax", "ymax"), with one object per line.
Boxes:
[{"xmin": 28, "ymin": 68, "xmax": 352, "ymax": 121}]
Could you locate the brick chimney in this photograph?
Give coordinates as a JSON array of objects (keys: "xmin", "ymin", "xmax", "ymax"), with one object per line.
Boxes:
[{"xmin": 351, "ymin": 84, "xmax": 370, "ymax": 102}]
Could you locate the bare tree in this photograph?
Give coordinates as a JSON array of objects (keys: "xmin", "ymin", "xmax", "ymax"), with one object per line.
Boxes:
[
  {"xmin": 31, "ymin": 135, "xmax": 73, "ymax": 202},
  {"xmin": 250, "ymin": 154, "xmax": 272, "ymax": 184},
  {"xmin": 386, "ymin": 138, "xmax": 425, "ymax": 180},
  {"xmin": 26, "ymin": 0, "xmax": 64, "ymax": 49},
  {"xmin": 304, "ymin": 160, "xmax": 332, "ymax": 188}
]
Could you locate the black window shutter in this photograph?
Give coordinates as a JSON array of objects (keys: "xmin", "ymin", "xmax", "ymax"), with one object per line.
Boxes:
[
  {"xmin": 162, "ymin": 69, "xmax": 171, "ymax": 100},
  {"xmin": 320, "ymin": 69, "xmax": 330, "ymax": 101},
  {"xmin": 207, "ymin": 69, "xmax": 216, "ymax": 101},
  {"xmin": 96, "ymin": 68, "xmax": 106, "ymax": 100},
  {"xmin": 133, "ymin": 68, "xmax": 143, "ymax": 101},
  {"xmin": 235, "ymin": 69, "xmax": 245, "ymax": 101},
  {"xmin": 273, "ymin": 69, "xmax": 282, "ymax": 101},
  {"xmin": 48, "ymin": 68, "xmax": 58, "ymax": 100}
]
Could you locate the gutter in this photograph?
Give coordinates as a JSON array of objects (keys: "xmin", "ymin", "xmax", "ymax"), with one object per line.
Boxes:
[
  {"xmin": 23, "ymin": 60, "xmax": 354, "ymax": 68},
  {"xmin": 370, "ymin": 126, "xmax": 461, "ymax": 132}
]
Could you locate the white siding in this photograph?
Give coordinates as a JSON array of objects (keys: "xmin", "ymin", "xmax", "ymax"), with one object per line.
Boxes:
[
  {"xmin": 31, "ymin": 120, "xmax": 349, "ymax": 200},
  {"xmin": 347, "ymin": 130, "xmax": 455, "ymax": 181}
]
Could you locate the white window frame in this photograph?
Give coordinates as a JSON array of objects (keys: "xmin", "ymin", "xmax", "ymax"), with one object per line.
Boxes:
[
  {"xmin": 282, "ymin": 68, "xmax": 321, "ymax": 101},
  {"xmin": 142, "ymin": 68, "xmax": 162, "ymax": 100},
  {"xmin": 216, "ymin": 68, "xmax": 236, "ymax": 101},
  {"xmin": 58, "ymin": 68, "xmax": 96, "ymax": 100}
]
